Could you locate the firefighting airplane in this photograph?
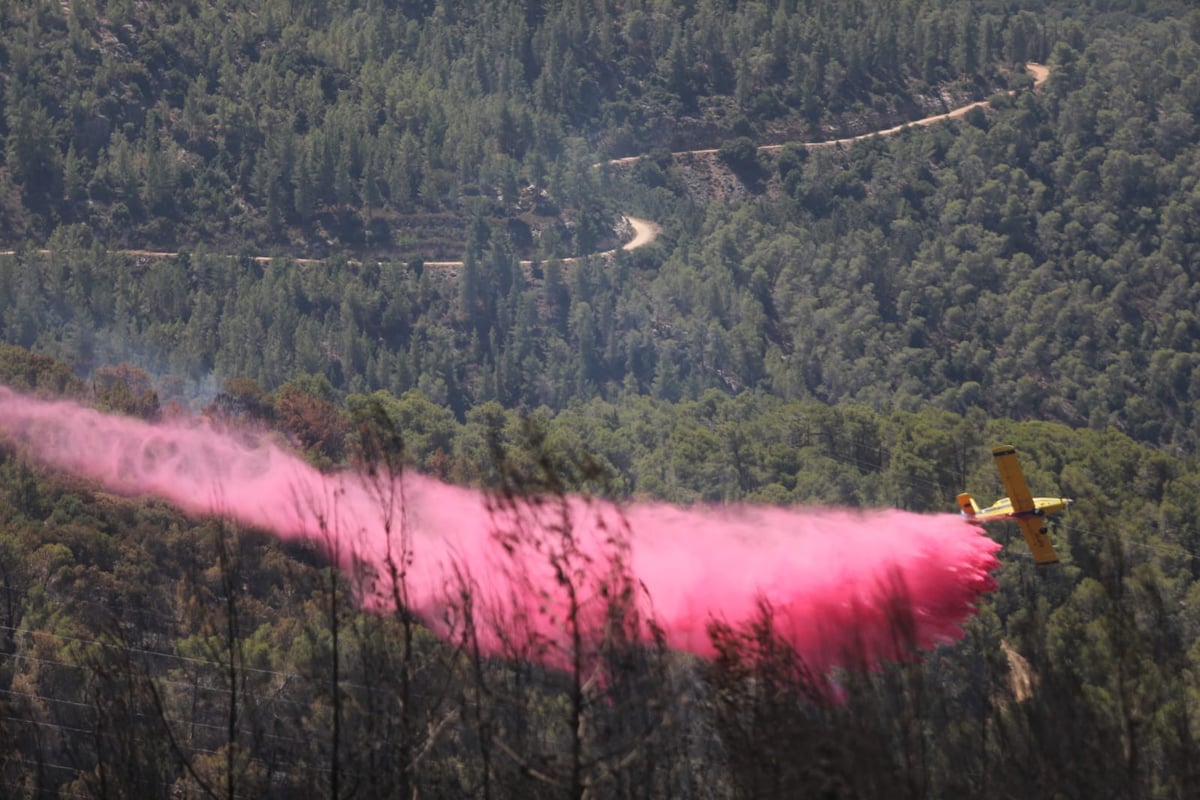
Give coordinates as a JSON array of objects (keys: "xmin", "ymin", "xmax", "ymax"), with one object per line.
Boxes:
[{"xmin": 957, "ymin": 445, "xmax": 1072, "ymax": 565}]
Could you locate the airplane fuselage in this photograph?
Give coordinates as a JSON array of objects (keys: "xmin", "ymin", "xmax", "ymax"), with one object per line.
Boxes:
[{"xmin": 973, "ymin": 496, "xmax": 1073, "ymax": 523}]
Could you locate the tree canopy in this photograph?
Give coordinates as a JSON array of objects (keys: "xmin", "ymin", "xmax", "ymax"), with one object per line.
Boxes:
[{"xmin": 3, "ymin": 0, "xmax": 1200, "ymax": 797}]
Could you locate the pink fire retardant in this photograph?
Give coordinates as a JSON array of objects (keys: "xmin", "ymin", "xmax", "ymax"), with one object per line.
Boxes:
[{"xmin": 0, "ymin": 386, "xmax": 999, "ymax": 675}]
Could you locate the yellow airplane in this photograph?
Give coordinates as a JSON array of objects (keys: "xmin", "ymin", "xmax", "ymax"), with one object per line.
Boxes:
[{"xmin": 957, "ymin": 445, "xmax": 1072, "ymax": 565}]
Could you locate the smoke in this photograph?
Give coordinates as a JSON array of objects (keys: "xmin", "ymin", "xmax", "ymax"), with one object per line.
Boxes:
[{"xmin": 0, "ymin": 385, "xmax": 999, "ymax": 676}]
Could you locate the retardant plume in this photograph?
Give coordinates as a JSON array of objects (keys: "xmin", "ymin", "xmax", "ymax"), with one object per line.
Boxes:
[{"xmin": 0, "ymin": 386, "xmax": 999, "ymax": 676}]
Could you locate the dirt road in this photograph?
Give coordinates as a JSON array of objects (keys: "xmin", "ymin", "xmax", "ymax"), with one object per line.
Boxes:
[
  {"xmin": 622, "ymin": 217, "xmax": 661, "ymax": 251},
  {"xmin": 608, "ymin": 63, "xmax": 1049, "ymax": 164},
  {"xmin": 0, "ymin": 66, "xmax": 1045, "ymax": 265},
  {"xmin": 415, "ymin": 216, "xmax": 660, "ymax": 270}
]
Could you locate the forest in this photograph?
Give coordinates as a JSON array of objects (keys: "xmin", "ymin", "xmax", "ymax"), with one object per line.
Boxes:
[{"xmin": 3, "ymin": 0, "xmax": 1200, "ymax": 797}]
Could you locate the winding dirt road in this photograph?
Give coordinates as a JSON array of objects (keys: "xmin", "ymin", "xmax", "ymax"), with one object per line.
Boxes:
[
  {"xmin": 0, "ymin": 66, "xmax": 1044, "ymax": 265},
  {"xmin": 622, "ymin": 217, "xmax": 662, "ymax": 251},
  {"xmin": 608, "ymin": 64, "xmax": 1047, "ymax": 166},
  {"xmin": 602, "ymin": 63, "xmax": 1046, "ymax": 250},
  {"xmin": 415, "ymin": 215, "xmax": 660, "ymax": 270},
  {"xmin": 0, "ymin": 217, "xmax": 663, "ymax": 269}
]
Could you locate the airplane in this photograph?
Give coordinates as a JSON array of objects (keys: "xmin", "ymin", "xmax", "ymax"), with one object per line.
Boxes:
[{"xmin": 957, "ymin": 445, "xmax": 1072, "ymax": 565}]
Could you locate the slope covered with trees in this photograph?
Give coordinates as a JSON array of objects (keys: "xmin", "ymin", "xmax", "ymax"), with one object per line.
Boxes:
[
  {"xmin": 2, "ymin": 0, "xmax": 1043, "ymax": 256},
  {"xmin": 4, "ymin": 0, "xmax": 1200, "ymax": 798},
  {"xmin": 3, "ymin": 356, "xmax": 1200, "ymax": 797},
  {"xmin": 625, "ymin": 12, "xmax": 1200, "ymax": 451},
  {"xmin": 4, "ymin": 4, "xmax": 1200, "ymax": 450}
]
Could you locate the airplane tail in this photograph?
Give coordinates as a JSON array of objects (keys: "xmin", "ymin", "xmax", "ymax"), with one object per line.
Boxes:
[{"xmin": 957, "ymin": 492, "xmax": 979, "ymax": 518}]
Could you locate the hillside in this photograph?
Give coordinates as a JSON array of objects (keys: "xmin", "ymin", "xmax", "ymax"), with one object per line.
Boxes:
[
  {"xmin": 4, "ymin": 364, "xmax": 1200, "ymax": 798},
  {"xmin": 4, "ymin": 1, "xmax": 1200, "ymax": 799},
  {"xmin": 1, "ymin": 0, "xmax": 1036, "ymax": 259},
  {"xmin": 2, "ymin": 4, "xmax": 1199, "ymax": 451}
]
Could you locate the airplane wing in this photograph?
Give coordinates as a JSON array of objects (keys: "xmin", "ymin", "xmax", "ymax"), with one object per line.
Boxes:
[
  {"xmin": 992, "ymin": 445, "xmax": 1035, "ymax": 514},
  {"xmin": 1016, "ymin": 516, "xmax": 1060, "ymax": 565},
  {"xmin": 993, "ymin": 445, "xmax": 1059, "ymax": 564}
]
